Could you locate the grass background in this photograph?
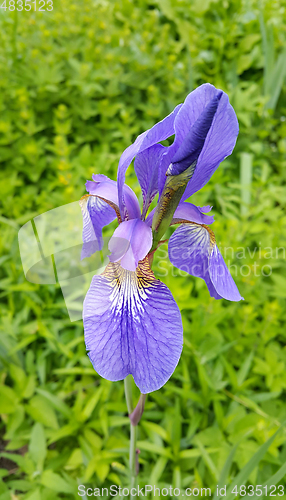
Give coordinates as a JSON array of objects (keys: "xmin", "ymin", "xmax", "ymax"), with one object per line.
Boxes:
[{"xmin": 1, "ymin": 0, "xmax": 286, "ymax": 498}]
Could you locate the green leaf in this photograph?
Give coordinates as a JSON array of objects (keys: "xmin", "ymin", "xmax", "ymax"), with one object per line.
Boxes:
[
  {"xmin": 141, "ymin": 421, "xmax": 168, "ymax": 441},
  {"xmin": 108, "ymin": 416, "xmax": 130, "ymax": 427},
  {"xmin": 29, "ymin": 423, "xmax": 47, "ymax": 470},
  {"xmin": 150, "ymin": 456, "xmax": 168, "ymax": 485},
  {"xmin": 224, "ymin": 423, "xmax": 285, "ymax": 500},
  {"xmin": 53, "ymin": 368, "xmax": 97, "ymax": 376},
  {"xmin": 36, "ymin": 388, "xmax": 71, "ymax": 418},
  {"xmin": 23, "ymin": 489, "xmax": 41, "ymax": 500},
  {"xmin": 40, "ymin": 470, "xmax": 74, "ymax": 493},
  {"xmin": 48, "ymin": 423, "xmax": 80, "ymax": 445},
  {"xmin": 179, "ymin": 447, "xmax": 219, "ymax": 459},
  {"xmin": 80, "ymin": 387, "xmax": 103, "ymax": 422},
  {"xmin": 171, "ymin": 399, "xmax": 182, "ymax": 457},
  {"xmin": 0, "ymin": 385, "xmax": 19, "ymax": 414},
  {"xmin": 237, "ymin": 351, "xmax": 254, "ymax": 386},
  {"xmin": 136, "ymin": 441, "xmax": 173, "ymax": 459},
  {"xmin": 195, "ymin": 440, "xmax": 218, "ymax": 481},
  {"xmin": 240, "ymin": 152, "xmax": 252, "ymax": 216},
  {"xmin": 96, "ymin": 462, "xmax": 110, "ymax": 483},
  {"xmin": 213, "ymin": 442, "xmax": 241, "ymax": 500},
  {"xmin": 64, "ymin": 448, "xmax": 83, "ymax": 470},
  {"xmin": 262, "ymin": 461, "xmax": 286, "ymax": 489},
  {"xmin": 26, "ymin": 395, "xmax": 59, "ymax": 429},
  {"xmin": 265, "ymin": 49, "xmax": 286, "ymax": 110}
]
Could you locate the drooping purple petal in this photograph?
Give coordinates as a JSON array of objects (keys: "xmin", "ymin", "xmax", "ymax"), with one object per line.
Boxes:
[
  {"xmin": 209, "ymin": 244, "xmax": 243, "ymax": 301},
  {"xmin": 83, "ymin": 259, "xmax": 183, "ymax": 393},
  {"xmin": 173, "ymin": 84, "xmax": 239, "ymax": 200},
  {"xmin": 87, "ymin": 174, "xmax": 141, "ymax": 220},
  {"xmin": 168, "ymin": 223, "xmax": 243, "ymax": 301},
  {"xmin": 172, "ymin": 202, "xmax": 214, "ymax": 225},
  {"xmin": 169, "ymin": 223, "xmax": 210, "ymax": 279},
  {"xmin": 168, "ymin": 91, "xmax": 223, "ymax": 176},
  {"xmin": 109, "ymin": 219, "xmax": 152, "ymax": 272},
  {"xmin": 134, "ymin": 144, "xmax": 167, "ymax": 218},
  {"xmin": 80, "ymin": 195, "xmax": 116, "ymax": 259},
  {"xmin": 117, "ymin": 104, "xmax": 182, "ymax": 218}
]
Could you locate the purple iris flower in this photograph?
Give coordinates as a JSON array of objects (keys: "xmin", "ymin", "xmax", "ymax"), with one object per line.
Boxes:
[{"xmin": 80, "ymin": 83, "xmax": 243, "ymax": 394}]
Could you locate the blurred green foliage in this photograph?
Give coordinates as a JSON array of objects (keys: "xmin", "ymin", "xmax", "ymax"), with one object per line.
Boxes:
[{"xmin": 1, "ymin": 0, "xmax": 286, "ymax": 498}]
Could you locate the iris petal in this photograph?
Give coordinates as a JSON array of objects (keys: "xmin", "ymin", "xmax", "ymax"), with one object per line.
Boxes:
[
  {"xmin": 172, "ymin": 202, "xmax": 214, "ymax": 225},
  {"xmin": 181, "ymin": 84, "xmax": 239, "ymax": 200},
  {"xmin": 117, "ymin": 104, "xmax": 182, "ymax": 218},
  {"xmin": 171, "ymin": 83, "xmax": 238, "ymax": 200},
  {"xmin": 168, "ymin": 223, "xmax": 243, "ymax": 301},
  {"xmin": 87, "ymin": 174, "xmax": 141, "ymax": 220},
  {"xmin": 80, "ymin": 195, "xmax": 116, "ymax": 259},
  {"xmin": 134, "ymin": 144, "xmax": 167, "ymax": 218},
  {"xmin": 209, "ymin": 244, "xmax": 243, "ymax": 301},
  {"xmin": 109, "ymin": 219, "xmax": 153, "ymax": 272},
  {"xmin": 145, "ymin": 202, "xmax": 214, "ymax": 229},
  {"xmin": 168, "ymin": 91, "xmax": 223, "ymax": 175},
  {"xmin": 83, "ymin": 259, "xmax": 183, "ymax": 393}
]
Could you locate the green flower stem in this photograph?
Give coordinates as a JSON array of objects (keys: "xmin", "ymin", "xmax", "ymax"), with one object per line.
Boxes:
[
  {"xmin": 124, "ymin": 375, "xmax": 134, "ymax": 414},
  {"xmin": 124, "ymin": 377, "xmax": 147, "ymax": 492},
  {"xmin": 124, "ymin": 375, "xmax": 137, "ymax": 490},
  {"xmin": 130, "ymin": 423, "xmax": 137, "ymax": 489}
]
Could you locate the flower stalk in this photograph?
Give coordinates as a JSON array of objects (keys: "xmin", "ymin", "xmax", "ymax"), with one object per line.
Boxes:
[
  {"xmin": 124, "ymin": 376, "xmax": 147, "ymax": 490},
  {"xmin": 124, "ymin": 376, "xmax": 136, "ymax": 488}
]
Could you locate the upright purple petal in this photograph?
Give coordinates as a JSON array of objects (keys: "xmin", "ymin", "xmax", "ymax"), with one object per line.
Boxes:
[
  {"xmin": 173, "ymin": 84, "xmax": 238, "ymax": 200},
  {"xmin": 168, "ymin": 91, "xmax": 223, "ymax": 175},
  {"xmin": 87, "ymin": 174, "xmax": 141, "ymax": 220},
  {"xmin": 109, "ymin": 219, "xmax": 152, "ymax": 272},
  {"xmin": 173, "ymin": 202, "xmax": 214, "ymax": 225},
  {"xmin": 134, "ymin": 144, "xmax": 167, "ymax": 218},
  {"xmin": 168, "ymin": 223, "xmax": 243, "ymax": 301},
  {"xmin": 80, "ymin": 195, "xmax": 116, "ymax": 259},
  {"xmin": 117, "ymin": 104, "xmax": 182, "ymax": 218},
  {"xmin": 83, "ymin": 259, "xmax": 183, "ymax": 393}
]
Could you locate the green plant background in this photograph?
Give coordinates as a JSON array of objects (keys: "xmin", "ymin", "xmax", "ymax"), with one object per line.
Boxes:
[{"xmin": 1, "ymin": 0, "xmax": 286, "ymax": 498}]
